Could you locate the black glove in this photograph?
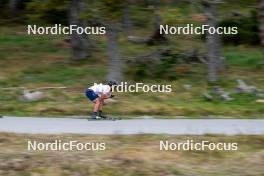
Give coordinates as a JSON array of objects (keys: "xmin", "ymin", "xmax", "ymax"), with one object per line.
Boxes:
[{"xmin": 110, "ymin": 94, "xmax": 115, "ymax": 98}]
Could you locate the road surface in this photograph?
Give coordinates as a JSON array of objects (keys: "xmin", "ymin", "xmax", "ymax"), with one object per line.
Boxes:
[{"xmin": 0, "ymin": 116, "xmax": 264, "ymax": 135}]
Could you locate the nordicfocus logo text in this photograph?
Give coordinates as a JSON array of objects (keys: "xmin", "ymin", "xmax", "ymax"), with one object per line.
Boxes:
[
  {"xmin": 28, "ymin": 140, "xmax": 106, "ymax": 151},
  {"xmin": 27, "ymin": 24, "xmax": 106, "ymax": 35},
  {"xmin": 160, "ymin": 140, "xmax": 238, "ymax": 151},
  {"xmin": 160, "ymin": 24, "xmax": 238, "ymax": 35},
  {"xmin": 94, "ymin": 82, "xmax": 172, "ymax": 93}
]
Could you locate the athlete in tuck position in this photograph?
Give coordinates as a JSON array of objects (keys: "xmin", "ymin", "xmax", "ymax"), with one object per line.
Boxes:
[{"xmin": 85, "ymin": 81, "xmax": 117, "ymax": 119}]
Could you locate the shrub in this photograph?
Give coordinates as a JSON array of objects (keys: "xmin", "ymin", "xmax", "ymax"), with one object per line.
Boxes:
[{"xmin": 219, "ymin": 10, "xmax": 260, "ymax": 45}]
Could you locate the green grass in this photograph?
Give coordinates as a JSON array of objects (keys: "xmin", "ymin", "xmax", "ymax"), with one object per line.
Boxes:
[
  {"xmin": 224, "ymin": 46, "xmax": 263, "ymax": 67},
  {"xmin": 0, "ymin": 22, "xmax": 264, "ymax": 118}
]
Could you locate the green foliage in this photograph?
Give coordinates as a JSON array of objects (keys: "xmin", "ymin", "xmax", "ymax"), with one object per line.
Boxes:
[
  {"xmin": 0, "ymin": 0, "xmax": 10, "ymax": 18},
  {"xmin": 102, "ymin": 0, "xmax": 124, "ymax": 14},
  {"xmin": 129, "ymin": 4, "xmax": 153, "ymax": 27},
  {"xmin": 0, "ymin": 0, "xmax": 31, "ymax": 23},
  {"xmin": 126, "ymin": 53, "xmax": 195, "ymax": 81},
  {"xmin": 26, "ymin": 0, "xmax": 70, "ymax": 24},
  {"xmin": 219, "ymin": 10, "xmax": 260, "ymax": 45},
  {"xmin": 84, "ymin": 0, "xmax": 126, "ymax": 23}
]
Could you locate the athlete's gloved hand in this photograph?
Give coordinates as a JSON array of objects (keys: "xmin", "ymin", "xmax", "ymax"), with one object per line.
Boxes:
[{"xmin": 110, "ymin": 94, "xmax": 115, "ymax": 98}]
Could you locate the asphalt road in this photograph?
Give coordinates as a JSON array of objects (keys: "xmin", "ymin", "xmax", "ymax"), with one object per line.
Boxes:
[{"xmin": 0, "ymin": 116, "xmax": 264, "ymax": 135}]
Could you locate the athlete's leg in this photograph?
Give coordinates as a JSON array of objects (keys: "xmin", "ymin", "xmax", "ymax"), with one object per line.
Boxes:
[
  {"xmin": 93, "ymin": 98, "xmax": 101, "ymax": 112},
  {"xmin": 98, "ymin": 98, "xmax": 104, "ymax": 111},
  {"xmin": 98, "ymin": 98, "xmax": 108, "ymax": 118},
  {"xmin": 90, "ymin": 98, "xmax": 100, "ymax": 119}
]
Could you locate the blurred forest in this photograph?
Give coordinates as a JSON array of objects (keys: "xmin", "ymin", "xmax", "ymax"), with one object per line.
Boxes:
[{"xmin": 0, "ymin": 0, "xmax": 264, "ymax": 117}]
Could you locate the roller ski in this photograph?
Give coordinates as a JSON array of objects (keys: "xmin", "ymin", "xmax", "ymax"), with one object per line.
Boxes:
[{"xmin": 88, "ymin": 111, "xmax": 120, "ymax": 121}]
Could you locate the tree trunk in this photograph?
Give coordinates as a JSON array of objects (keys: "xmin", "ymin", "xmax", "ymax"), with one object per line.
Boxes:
[
  {"xmin": 215, "ymin": 29, "xmax": 225, "ymax": 70},
  {"xmin": 203, "ymin": 1, "xmax": 221, "ymax": 83},
  {"xmin": 189, "ymin": 0, "xmax": 197, "ymax": 13},
  {"xmin": 69, "ymin": 0, "xmax": 91, "ymax": 60},
  {"xmin": 9, "ymin": 0, "xmax": 18, "ymax": 11},
  {"xmin": 122, "ymin": 0, "xmax": 133, "ymax": 33},
  {"xmin": 148, "ymin": 0, "xmax": 167, "ymax": 45},
  {"xmin": 9, "ymin": 0, "xmax": 20, "ymax": 15},
  {"xmin": 258, "ymin": 0, "xmax": 264, "ymax": 59},
  {"xmin": 153, "ymin": 0, "xmax": 161, "ymax": 29},
  {"xmin": 107, "ymin": 25, "xmax": 123, "ymax": 82}
]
